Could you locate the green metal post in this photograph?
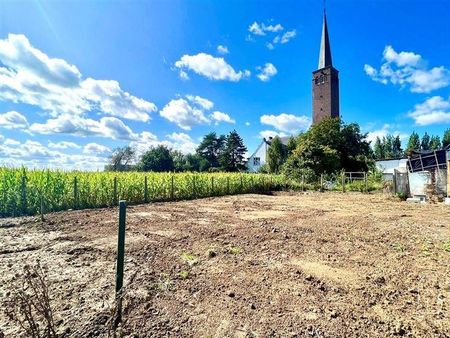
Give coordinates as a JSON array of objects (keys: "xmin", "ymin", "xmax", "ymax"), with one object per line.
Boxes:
[
  {"xmin": 193, "ymin": 175, "xmax": 197, "ymax": 198},
  {"xmin": 320, "ymin": 174, "xmax": 324, "ymax": 192},
  {"xmin": 21, "ymin": 175, "xmax": 27, "ymax": 215},
  {"xmin": 240, "ymin": 175, "xmax": 243, "ymax": 193},
  {"xmin": 227, "ymin": 177, "xmax": 230, "ymax": 195},
  {"xmin": 211, "ymin": 176, "xmax": 214, "ymax": 195},
  {"xmin": 40, "ymin": 195, "xmax": 45, "ymax": 222},
  {"xmin": 73, "ymin": 177, "xmax": 78, "ymax": 210},
  {"xmin": 113, "ymin": 177, "xmax": 118, "ymax": 205},
  {"xmin": 364, "ymin": 172, "xmax": 368, "ymax": 193},
  {"xmin": 144, "ymin": 176, "xmax": 148, "ymax": 203},
  {"xmin": 341, "ymin": 172, "xmax": 345, "ymax": 193},
  {"xmin": 115, "ymin": 200, "xmax": 127, "ymax": 328},
  {"xmin": 171, "ymin": 175, "xmax": 175, "ymax": 200}
]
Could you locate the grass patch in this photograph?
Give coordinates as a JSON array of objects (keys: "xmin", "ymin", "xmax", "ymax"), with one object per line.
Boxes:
[
  {"xmin": 443, "ymin": 242, "xmax": 450, "ymax": 252},
  {"xmin": 179, "ymin": 270, "xmax": 189, "ymax": 280},
  {"xmin": 227, "ymin": 246, "xmax": 242, "ymax": 254},
  {"xmin": 393, "ymin": 243, "xmax": 406, "ymax": 252},
  {"xmin": 180, "ymin": 252, "xmax": 198, "ymax": 266}
]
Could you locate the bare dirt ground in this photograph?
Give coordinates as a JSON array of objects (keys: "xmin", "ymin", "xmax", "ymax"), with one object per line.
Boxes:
[{"xmin": 1, "ymin": 192, "xmax": 450, "ymax": 338}]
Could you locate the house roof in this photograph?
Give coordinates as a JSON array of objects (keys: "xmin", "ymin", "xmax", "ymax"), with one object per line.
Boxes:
[{"xmin": 265, "ymin": 136, "xmax": 291, "ymax": 146}]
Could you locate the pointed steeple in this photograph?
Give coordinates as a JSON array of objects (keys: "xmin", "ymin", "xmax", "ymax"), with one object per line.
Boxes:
[{"xmin": 318, "ymin": 12, "xmax": 332, "ymax": 69}]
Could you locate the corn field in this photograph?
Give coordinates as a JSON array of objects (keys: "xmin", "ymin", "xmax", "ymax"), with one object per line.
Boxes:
[{"xmin": 0, "ymin": 168, "xmax": 286, "ymax": 218}]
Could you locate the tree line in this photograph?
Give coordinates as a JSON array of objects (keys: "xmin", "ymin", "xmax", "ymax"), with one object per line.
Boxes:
[
  {"xmin": 373, "ymin": 128, "xmax": 450, "ymax": 160},
  {"xmin": 106, "ymin": 130, "xmax": 247, "ymax": 172}
]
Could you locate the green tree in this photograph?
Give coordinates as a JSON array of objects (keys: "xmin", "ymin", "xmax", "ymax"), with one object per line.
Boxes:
[
  {"xmin": 220, "ymin": 130, "xmax": 248, "ymax": 172},
  {"xmin": 105, "ymin": 146, "xmax": 135, "ymax": 171},
  {"xmin": 139, "ymin": 145, "xmax": 174, "ymax": 172},
  {"xmin": 429, "ymin": 135, "xmax": 441, "ymax": 150},
  {"xmin": 421, "ymin": 132, "xmax": 430, "ymax": 151},
  {"xmin": 283, "ymin": 118, "xmax": 371, "ymax": 180},
  {"xmin": 196, "ymin": 132, "xmax": 225, "ymax": 168},
  {"xmin": 443, "ymin": 128, "xmax": 450, "ymax": 148},
  {"xmin": 171, "ymin": 150, "xmax": 186, "ymax": 172},
  {"xmin": 373, "ymin": 137, "xmax": 384, "ymax": 160},
  {"xmin": 405, "ymin": 131, "xmax": 420, "ymax": 153},
  {"xmin": 384, "ymin": 135, "xmax": 394, "ymax": 159},
  {"xmin": 286, "ymin": 136, "xmax": 298, "ymax": 154},
  {"xmin": 392, "ymin": 135, "xmax": 403, "ymax": 158},
  {"xmin": 267, "ymin": 136, "xmax": 287, "ymax": 173}
]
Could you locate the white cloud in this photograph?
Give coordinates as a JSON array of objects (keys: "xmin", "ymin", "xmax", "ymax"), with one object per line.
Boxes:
[
  {"xmin": 179, "ymin": 70, "xmax": 189, "ymax": 80},
  {"xmin": 160, "ymin": 98, "xmax": 210, "ymax": 130},
  {"xmin": 245, "ymin": 121, "xmax": 251, "ymax": 126},
  {"xmin": 408, "ymin": 96, "xmax": 450, "ymax": 126},
  {"xmin": 280, "ymin": 30, "xmax": 296, "ymax": 44},
  {"xmin": 0, "ymin": 34, "xmax": 157, "ymax": 122},
  {"xmin": 83, "ymin": 142, "xmax": 111, "ymax": 156},
  {"xmin": 0, "ymin": 111, "xmax": 28, "ymax": 129},
  {"xmin": 185, "ymin": 95, "xmax": 214, "ymax": 110},
  {"xmin": 259, "ymin": 130, "xmax": 289, "ymax": 139},
  {"xmin": 210, "ymin": 111, "xmax": 235, "ymax": 124},
  {"xmin": 160, "ymin": 95, "xmax": 234, "ymax": 130},
  {"xmin": 256, "ymin": 63, "xmax": 278, "ymax": 82},
  {"xmin": 260, "ymin": 113, "xmax": 310, "ymax": 134},
  {"xmin": 130, "ymin": 131, "xmax": 197, "ymax": 156},
  {"xmin": 217, "ymin": 45, "xmax": 229, "ymax": 55},
  {"xmin": 4, "ymin": 138, "xmax": 20, "ymax": 145},
  {"xmin": 0, "ymin": 138, "xmax": 109, "ymax": 170},
  {"xmin": 174, "ymin": 53, "xmax": 250, "ymax": 82},
  {"xmin": 248, "ymin": 22, "xmax": 296, "ymax": 50},
  {"xmin": 29, "ymin": 114, "xmax": 138, "ymax": 140},
  {"xmin": 248, "ymin": 22, "xmax": 283, "ymax": 36},
  {"xmin": 364, "ymin": 45, "xmax": 450, "ymax": 93},
  {"xmin": 365, "ymin": 123, "xmax": 409, "ymax": 145},
  {"xmin": 48, "ymin": 141, "xmax": 81, "ymax": 149}
]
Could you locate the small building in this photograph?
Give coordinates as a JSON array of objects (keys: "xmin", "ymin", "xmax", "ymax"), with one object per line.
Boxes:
[{"xmin": 247, "ymin": 137, "xmax": 291, "ymax": 173}]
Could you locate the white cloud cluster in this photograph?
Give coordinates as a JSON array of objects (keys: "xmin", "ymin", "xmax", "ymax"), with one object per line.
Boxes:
[
  {"xmin": 408, "ymin": 96, "xmax": 450, "ymax": 126},
  {"xmin": 0, "ymin": 111, "xmax": 28, "ymax": 129},
  {"xmin": 260, "ymin": 113, "xmax": 310, "ymax": 134},
  {"xmin": 256, "ymin": 63, "xmax": 278, "ymax": 82},
  {"xmin": 248, "ymin": 21, "xmax": 296, "ymax": 50},
  {"xmin": 0, "ymin": 138, "xmax": 109, "ymax": 170},
  {"xmin": 258, "ymin": 130, "xmax": 289, "ymax": 139},
  {"xmin": 364, "ymin": 45, "xmax": 450, "ymax": 93},
  {"xmin": 130, "ymin": 131, "xmax": 197, "ymax": 156},
  {"xmin": 160, "ymin": 95, "xmax": 235, "ymax": 130},
  {"xmin": 216, "ymin": 45, "xmax": 229, "ymax": 55},
  {"xmin": 29, "ymin": 114, "xmax": 138, "ymax": 140},
  {"xmin": 174, "ymin": 53, "xmax": 250, "ymax": 81},
  {"xmin": 48, "ymin": 141, "xmax": 81, "ymax": 149},
  {"xmin": 0, "ymin": 34, "xmax": 157, "ymax": 123},
  {"xmin": 366, "ymin": 123, "xmax": 408, "ymax": 144},
  {"xmin": 83, "ymin": 142, "xmax": 111, "ymax": 156}
]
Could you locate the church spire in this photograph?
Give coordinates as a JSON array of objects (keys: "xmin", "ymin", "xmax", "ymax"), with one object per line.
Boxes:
[{"xmin": 318, "ymin": 12, "xmax": 332, "ymax": 69}]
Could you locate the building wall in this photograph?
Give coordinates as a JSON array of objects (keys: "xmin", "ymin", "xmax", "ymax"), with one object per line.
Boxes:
[
  {"xmin": 247, "ymin": 141, "xmax": 268, "ymax": 173},
  {"xmin": 312, "ymin": 66, "xmax": 340, "ymax": 124}
]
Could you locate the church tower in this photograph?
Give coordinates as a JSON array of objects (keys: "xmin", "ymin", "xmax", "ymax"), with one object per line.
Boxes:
[{"xmin": 312, "ymin": 12, "xmax": 340, "ymax": 124}]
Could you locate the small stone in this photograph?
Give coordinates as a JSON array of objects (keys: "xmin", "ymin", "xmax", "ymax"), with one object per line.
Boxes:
[
  {"xmin": 228, "ymin": 291, "xmax": 235, "ymax": 298},
  {"xmin": 330, "ymin": 310, "xmax": 338, "ymax": 318},
  {"xmin": 250, "ymin": 303, "xmax": 256, "ymax": 310},
  {"xmin": 305, "ymin": 275, "xmax": 313, "ymax": 281}
]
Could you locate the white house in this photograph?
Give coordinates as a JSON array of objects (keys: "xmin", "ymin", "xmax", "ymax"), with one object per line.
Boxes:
[{"xmin": 247, "ymin": 137, "xmax": 291, "ymax": 172}]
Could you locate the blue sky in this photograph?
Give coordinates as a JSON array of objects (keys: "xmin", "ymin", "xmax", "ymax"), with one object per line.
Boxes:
[{"xmin": 0, "ymin": 0, "xmax": 449, "ymax": 170}]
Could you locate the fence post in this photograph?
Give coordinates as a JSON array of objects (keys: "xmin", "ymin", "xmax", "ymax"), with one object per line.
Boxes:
[
  {"xmin": 73, "ymin": 176, "xmax": 78, "ymax": 210},
  {"xmin": 393, "ymin": 169, "xmax": 398, "ymax": 194},
  {"xmin": 171, "ymin": 175, "xmax": 175, "ymax": 200},
  {"xmin": 144, "ymin": 176, "xmax": 148, "ymax": 203},
  {"xmin": 240, "ymin": 175, "xmax": 243, "ymax": 193},
  {"xmin": 193, "ymin": 175, "xmax": 197, "ymax": 198},
  {"xmin": 302, "ymin": 174, "xmax": 305, "ymax": 192},
  {"xmin": 40, "ymin": 194, "xmax": 45, "ymax": 222},
  {"xmin": 227, "ymin": 176, "xmax": 230, "ymax": 195},
  {"xmin": 21, "ymin": 175, "xmax": 27, "ymax": 215},
  {"xmin": 341, "ymin": 172, "xmax": 345, "ymax": 193},
  {"xmin": 364, "ymin": 172, "xmax": 368, "ymax": 193},
  {"xmin": 115, "ymin": 200, "xmax": 127, "ymax": 329},
  {"xmin": 113, "ymin": 177, "xmax": 118, "ymax": 205},
  {"xmin": 320, "ymin": 174, "xmax": 324, "ymax": 192},
  {"xmin": 211, "ymin": 176, "xmax": 214, "ymax": 195}
]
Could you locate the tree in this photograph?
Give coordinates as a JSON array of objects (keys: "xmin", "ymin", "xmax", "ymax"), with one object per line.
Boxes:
[
  {"xmin": 405, "ymin": 131, "xmax": 420, "ymax": 153},
  {"xmin": 283, "ymin": 118, "xmax": 371, "ymax": 180},
  {"xmin": 384, "ymin": 135, "xmax": 394, "ymax": 159},
  {"xmin": 287, "ymin": 136, "xmax": 298, "ymax": 154},
  {"xmin": 267, "ymin": 136, "xmax": 287, "ymax": 173},
  {"xmin": 220, "ymin": 130, "xmax": 248, "ymax": 172},
  {"xmin": 196, "ymin": 132, "xmax": 225, "ymax": 168},
  {"xmin": 443, "ymin": 128, "xmax": 450, "ymax": 149},
  {"xmin": 105, "ymin": 146, "xmax": 135, "ymax": 171},
  {"xmin": 373, "ymin": 137, "xmax": 384, "ymax": 160},
  {"xmin": 421, "ymin": 132, "xmax": 430, "ymax": 151},
  {"xmin": 430, "ymin": 135, "xmax": 441, "ymax": 150},
  {"xmin": 171, "ymin": 150, "xmax": 186, "ymax": 172},
  {"xmin": 392, "ymin": 135, "xmax": 403, "ymax": 158},
  {"xmin": 139, "ymin": 145, "xmax": 174, "ymax": 172}
]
